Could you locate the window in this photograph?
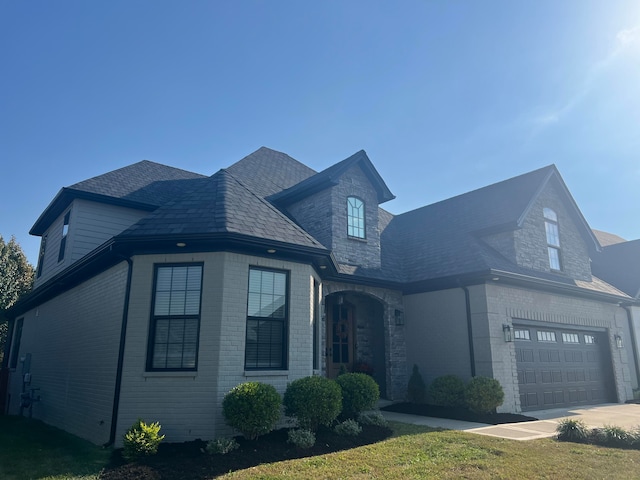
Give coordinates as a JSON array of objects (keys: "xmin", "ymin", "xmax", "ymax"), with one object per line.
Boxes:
[
  {"xmin": 36, "ymin": 235, "xmax": 47, "ymax": 278},
  {"xmin": 537, "ymin": 330, "xmax": 557, "ymax": 342},
  {"xmin": 245, "ymin": 267, "xmax": 289, "ymax": 370},
  {"xmin": 347, "ymin": 196, "xmax": 365, "ymax": 239},
  {"xmin": 147, "ymin": 264, "xmax": 202, "ymax": 371},
  {"xmin": 584, "ymin": 334, "xmax": 597, "ymax": 345},
  {"xmin": 514, "ymin": 329, "xmax": 530, "ymax": 340},
  {"xmin": 58, "ymin": 211, "xmax": 70, "ymax": 262},
  {"xmin": 9, "ymin": 318, "xmax": 24, "ymax": 369},
  {"xmin": 562, "ymin": 333, "xmax": 580, "ymax": 344},
  {"xmin": 543, "ymin": 208, "xmax": 562, "ymax": 271}
]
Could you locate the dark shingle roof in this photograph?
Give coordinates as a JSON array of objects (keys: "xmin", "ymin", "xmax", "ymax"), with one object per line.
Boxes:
[
  {"xmin": 31, "ymin": 161, "xmax": 206, "ymax": 235},
  {"xmin": 593, "ymin": 229, "xmax": 627, "ymax": 247},
  {"xmin": 226, "ymin": 147, "xmax": 317, "ymax": 198},
  {"xmin": 119, "ymin": 169, "xmax": 326, "ymax": 251},
  {"xmin": 270, "ymin": 150, "xmax": 395, "ymax": 206},
  {"xmin": 592, "ymin": 239, "xmax": 640, "ymax": 298}
]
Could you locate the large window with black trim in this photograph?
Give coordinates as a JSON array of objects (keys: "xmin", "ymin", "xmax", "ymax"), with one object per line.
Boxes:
[
  {"xmin": 347, "ymin": 196, "xmax": 365, "ymax": 239},
  {"xmin": 245, "ymin": 267, "xmax": 289, "ymax": 370},
  {"xmin": 147, "ymin": 264, "xmax": 203, "ymax": 371},
  {"xmin": 543, "ymin": 207, "xmax": 562, "ymax": 271}
]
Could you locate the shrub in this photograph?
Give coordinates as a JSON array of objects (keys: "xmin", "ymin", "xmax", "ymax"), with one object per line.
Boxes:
[
  {"xmin": 556, "ymin": 418, "xmax": 589, "ymax": 443},
  {"xmin": 283, "ymin": 376, "xmax": 342, "ymax": 431},
  {"xmin": 287, "ymin": 429, "xmax": 316, "ymax": 449},
  {"xmin": 336, "ymin": 373, "xmax": 380, "ymax": 419},
  {"xmin": 334, "ymin": 419, "xmax": 362, "ymax": 436},
  {"xmin": 464, "ymin": 376, "xmax": 504, "ymax": 414},
  {"xmin": 122, "ymin": 419, "xmax": 165, "ymax": 462},
  {"xmin": 598, "ymin": 424, "xmax": 632, "ymax": 448},
  {"xmin": 428, "ymin": 374, "xmax": 466, "ymax": 407},
  {"xmin": 407, "ymin": 364, "xmax": 426, "ymax": 404},
  {"xmin": 222, "ymin": 382, "xmax": 282, "ymax": 440},
  {"xmin": 205, "ymin": 437, "xmax": 239, "ymax": 455},
  {"xmin": 358, "ymin": 410, "xmax": 388, "ymax": 427}
]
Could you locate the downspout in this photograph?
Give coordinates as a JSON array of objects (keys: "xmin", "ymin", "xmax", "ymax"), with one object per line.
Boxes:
[
  {"xmin": 461, "ymin": 285, "xmax": 477, "ymax": 377},
  {"xmin": 623, "ymin": 305, "xmax": 640, "ymax": 389},
  {"xmin": 105, "ymin": 255, "xmax": 133, "ymax": 447}
]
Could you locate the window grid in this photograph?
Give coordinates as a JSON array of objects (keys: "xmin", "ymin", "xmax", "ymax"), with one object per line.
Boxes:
[
  {"xmin": 58, "ymin": 211, "xmax": 70, "ymax": 262},
  {"xmin": 347, "ymin": 197, "xmax": 365, "ymax": 239},
  {"xmin": 514, "ymin": 329, "xmax": 530, "ymax": 340},
  {"xmin": 537, "ymin": 330, "xmax": 557, "ymax": 342},
  {"xmin": 562, "ymin": 333, "xmax": 580, "ymax": 344},
  {"xmin": 245, "ymin": 268, "xmax": 289, "ymax": 370},
  {"xmin": 148, "ymin": 264, "xmax": 202, "ymax": 371},
  {"xmin": 584, "ymin": 334, "xmax": 597, "ymax": 345},
  {"xmin": 543, "ymin": 208, "xmax": 562, "ymax": 271}
]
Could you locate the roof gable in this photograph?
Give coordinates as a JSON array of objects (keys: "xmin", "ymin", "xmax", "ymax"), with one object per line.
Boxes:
[
  {"xmin": 31, "ymin": 161, "xmax": 206, "ymax": 235},
  {"xmin": 269, "ymin": 150, "xmax": 395, "ymax": 206}
]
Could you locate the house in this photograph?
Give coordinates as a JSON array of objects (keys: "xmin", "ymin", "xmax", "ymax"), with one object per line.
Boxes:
[
  {"xmin": 2, "ymin": 147, "xmax": 637, "ymax": 446},
  {"xmin": 591, "ymin": 236, "xmax": 640, "ymax": 390}
]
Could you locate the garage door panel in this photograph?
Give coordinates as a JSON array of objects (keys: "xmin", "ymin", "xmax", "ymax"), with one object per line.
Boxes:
[{"xmin": 515, "ymin": 325, "xmax": 614, "ymax": 411}]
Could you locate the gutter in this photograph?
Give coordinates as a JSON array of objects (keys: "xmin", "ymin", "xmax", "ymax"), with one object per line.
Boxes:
[
  {"xmin": 460, "ymin": 284, "xmax": 477, "ymax": 377},
  {"xmin": 106, "ymin": 255, "xmax": 133, "ymax": 447}
]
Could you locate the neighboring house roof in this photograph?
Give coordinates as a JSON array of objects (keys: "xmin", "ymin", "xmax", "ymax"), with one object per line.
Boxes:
[
  {"xmin": 592, "ymin": 239, "xmax": 640, "ymax": 299},
  {"xmin": 269, "ymin": 150, "xmax": 395, "ymax": 206},
  {"xmin": 119, "ymin": 169, "xmax": 326, "ymax": 251},
  {"xmin": 31, "ymin": 160, "xmax": 206, "ymax": 235},
  {"xmin": 593, "ymin": 229, "xmax": 627, "ymax": 247}
]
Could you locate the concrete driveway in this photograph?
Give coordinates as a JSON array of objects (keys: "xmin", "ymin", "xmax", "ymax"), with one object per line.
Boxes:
[{"xmin": 381, "ymin": 403, "xmax": 640, "ymax": 441}]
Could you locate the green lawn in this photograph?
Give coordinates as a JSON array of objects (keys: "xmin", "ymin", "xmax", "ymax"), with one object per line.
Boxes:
[
  {"xmin": 3, "ymin": 416, "xmax": 640, "ymax": 479},
  {"xmin": 0, "ymin": 416, "xmax": 110, "ymax": 480}
]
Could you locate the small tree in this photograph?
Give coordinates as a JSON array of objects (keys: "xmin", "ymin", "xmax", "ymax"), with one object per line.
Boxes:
[
  {"xmin": 407, "ymin": 364, "xmax": 426, "ymax": 404},
  {"xmin": 0, "ymin": 235, "xmax": 34, "ymax": 364}
]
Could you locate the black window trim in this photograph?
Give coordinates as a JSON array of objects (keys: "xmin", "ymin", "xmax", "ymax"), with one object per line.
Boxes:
[
  {"xmin": 146, "ymin": 262, "xmax": 204, "ymax": 372},
  {"xmin": 9, "ymin": 317, "xmax": 24, "ymax": 370},
  {"xmin": 58, "ymin": 210, "xmax": 71, "ymax": 263},
  {"xmin": 244, "ymin": 266, "xmax": 290, "ymax": 371},
  {"xmin": 543, "ymin": 207, "xmax": 563, "ymax": 272}
]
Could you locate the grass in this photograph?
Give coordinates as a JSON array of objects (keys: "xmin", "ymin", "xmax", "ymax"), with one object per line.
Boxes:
[
  {"xmin": 3, "ymin": 415, "xmax": 640, "ymax": 479},
  {"xmin": 0, "ymin": 415, "xmax": 110, "ymax": 480}
]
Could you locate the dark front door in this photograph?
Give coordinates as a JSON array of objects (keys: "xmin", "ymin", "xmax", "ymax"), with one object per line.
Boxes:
[{"xmin": 327, "ymin": 302, "xmax": 355, "ymax": 378}]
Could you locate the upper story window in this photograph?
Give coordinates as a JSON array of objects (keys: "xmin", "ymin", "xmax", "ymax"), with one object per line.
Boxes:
[
  {"xmin": 147, "ymin": 264, "xmax": 203, "ymax": 371},
  {"xmin": 543, "ymin": 208, "xmax": 562, "ymax": 271},
  {"xmin": 347, "ymin": 196, "xmax": 366, "ymax": 239},
  {"xmin": 245, "ymin": 267, "xmax": 289, "ymax": 370},
  {"xmin": 36, "ymin": 235, "xmax": 47, "ymax": 278},
  {"xmin": 58, "ymin": 211, "xmax": 70, "ymax": 262}
]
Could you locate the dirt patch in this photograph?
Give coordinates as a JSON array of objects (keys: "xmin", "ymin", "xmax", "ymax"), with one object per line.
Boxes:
[
  {"xmin": 382, "ymin": 402, "xmax": 538, "ymax": 424},
  {"xmin": 100, "ymin": 424, "xmax": 392, "ymax": 480}
]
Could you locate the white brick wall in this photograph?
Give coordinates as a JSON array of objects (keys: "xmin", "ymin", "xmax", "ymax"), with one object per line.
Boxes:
[
  {"xmin": 7, "ymin": 262, "xmax": 128, "ymax": 444},
  {"xmin": 115, "ymin": 252, "xmax": 319, "ymax": 445}
]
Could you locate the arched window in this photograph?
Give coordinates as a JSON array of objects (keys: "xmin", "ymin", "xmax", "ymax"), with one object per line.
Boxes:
[
  {"xmin": 347, "ymin": 196, "xmax": 365, "ymax": 239},
  {"xmin": 543, "ymin": 208, "xmax": 562, "ymax": 271}
]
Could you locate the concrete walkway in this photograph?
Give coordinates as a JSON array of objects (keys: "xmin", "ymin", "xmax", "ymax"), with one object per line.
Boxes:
[{"xmin": 381, "ymin": 403, "xmax": 640, "ymax": 441}]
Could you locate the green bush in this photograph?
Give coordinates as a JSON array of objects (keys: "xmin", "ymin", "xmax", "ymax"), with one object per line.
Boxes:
[
  {"xmin": 358, "ymin": 411, "xmax": 388, "ymax": 427},
  {"xmin": 597, "ymin": 425, "xmax": 632, "ymax": 448},
  {"xmin": 428, "ymin": 374, "xmax": 466, "ymax": 407},
  {"xmin": 222, "ymin": 382, "xmax": 282, "ymax": 440},
  {"xmin": 464, "ymin": 376, "xmax": 504, "ymax": 414},
  {"xmin": 205, "ymin": 437, "xmax": 239, "ymax": 455},
  {"xmin": 287, "ymin": 428, "xmax": 316, "ymax": 449},
  {"xmin": 556, "ymin": 419, "xmax": 589, "ymax": 443},
  {"xmin": 407, "ymin": 364, "xmax": 426, "ymax": 404},
  {"xmin": 334, "ymin": 419, "xmax": 362, "ymax": 436},
  {"xmin": 336, "ymin": 373, "xmax": 380, "ymax": 419},
  {"xmin": 122, "ymin": 419, "xmax": 165, "ymax": 462},
  {"xmin": 283, "ymin": 376, "xmax": 342, "ymax": 431}
]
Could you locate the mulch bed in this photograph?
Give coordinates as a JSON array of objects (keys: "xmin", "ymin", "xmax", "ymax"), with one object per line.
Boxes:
[
  {"xmin": 381, "ymin": 402, "xmax": 538, "ymax": 425},
  {"xmin": 99, "ymin": 424, "xmax": 392, "ymax": 480}
]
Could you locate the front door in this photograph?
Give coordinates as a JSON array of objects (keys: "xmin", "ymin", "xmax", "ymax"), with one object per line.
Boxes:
[{"xmin": 327, "ymin": 301, "xmax": 355, "ymax": 378}]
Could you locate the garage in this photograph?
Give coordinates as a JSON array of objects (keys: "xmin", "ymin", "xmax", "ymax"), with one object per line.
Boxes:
[{"xmin": 515, "ymin": 324, "xmax": 616, "ymax": 411}]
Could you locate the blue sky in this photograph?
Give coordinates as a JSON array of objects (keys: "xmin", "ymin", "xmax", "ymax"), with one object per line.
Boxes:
[{"xmin": 2, "ymin": 1, "xmax": 639, "ymax": 264}]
